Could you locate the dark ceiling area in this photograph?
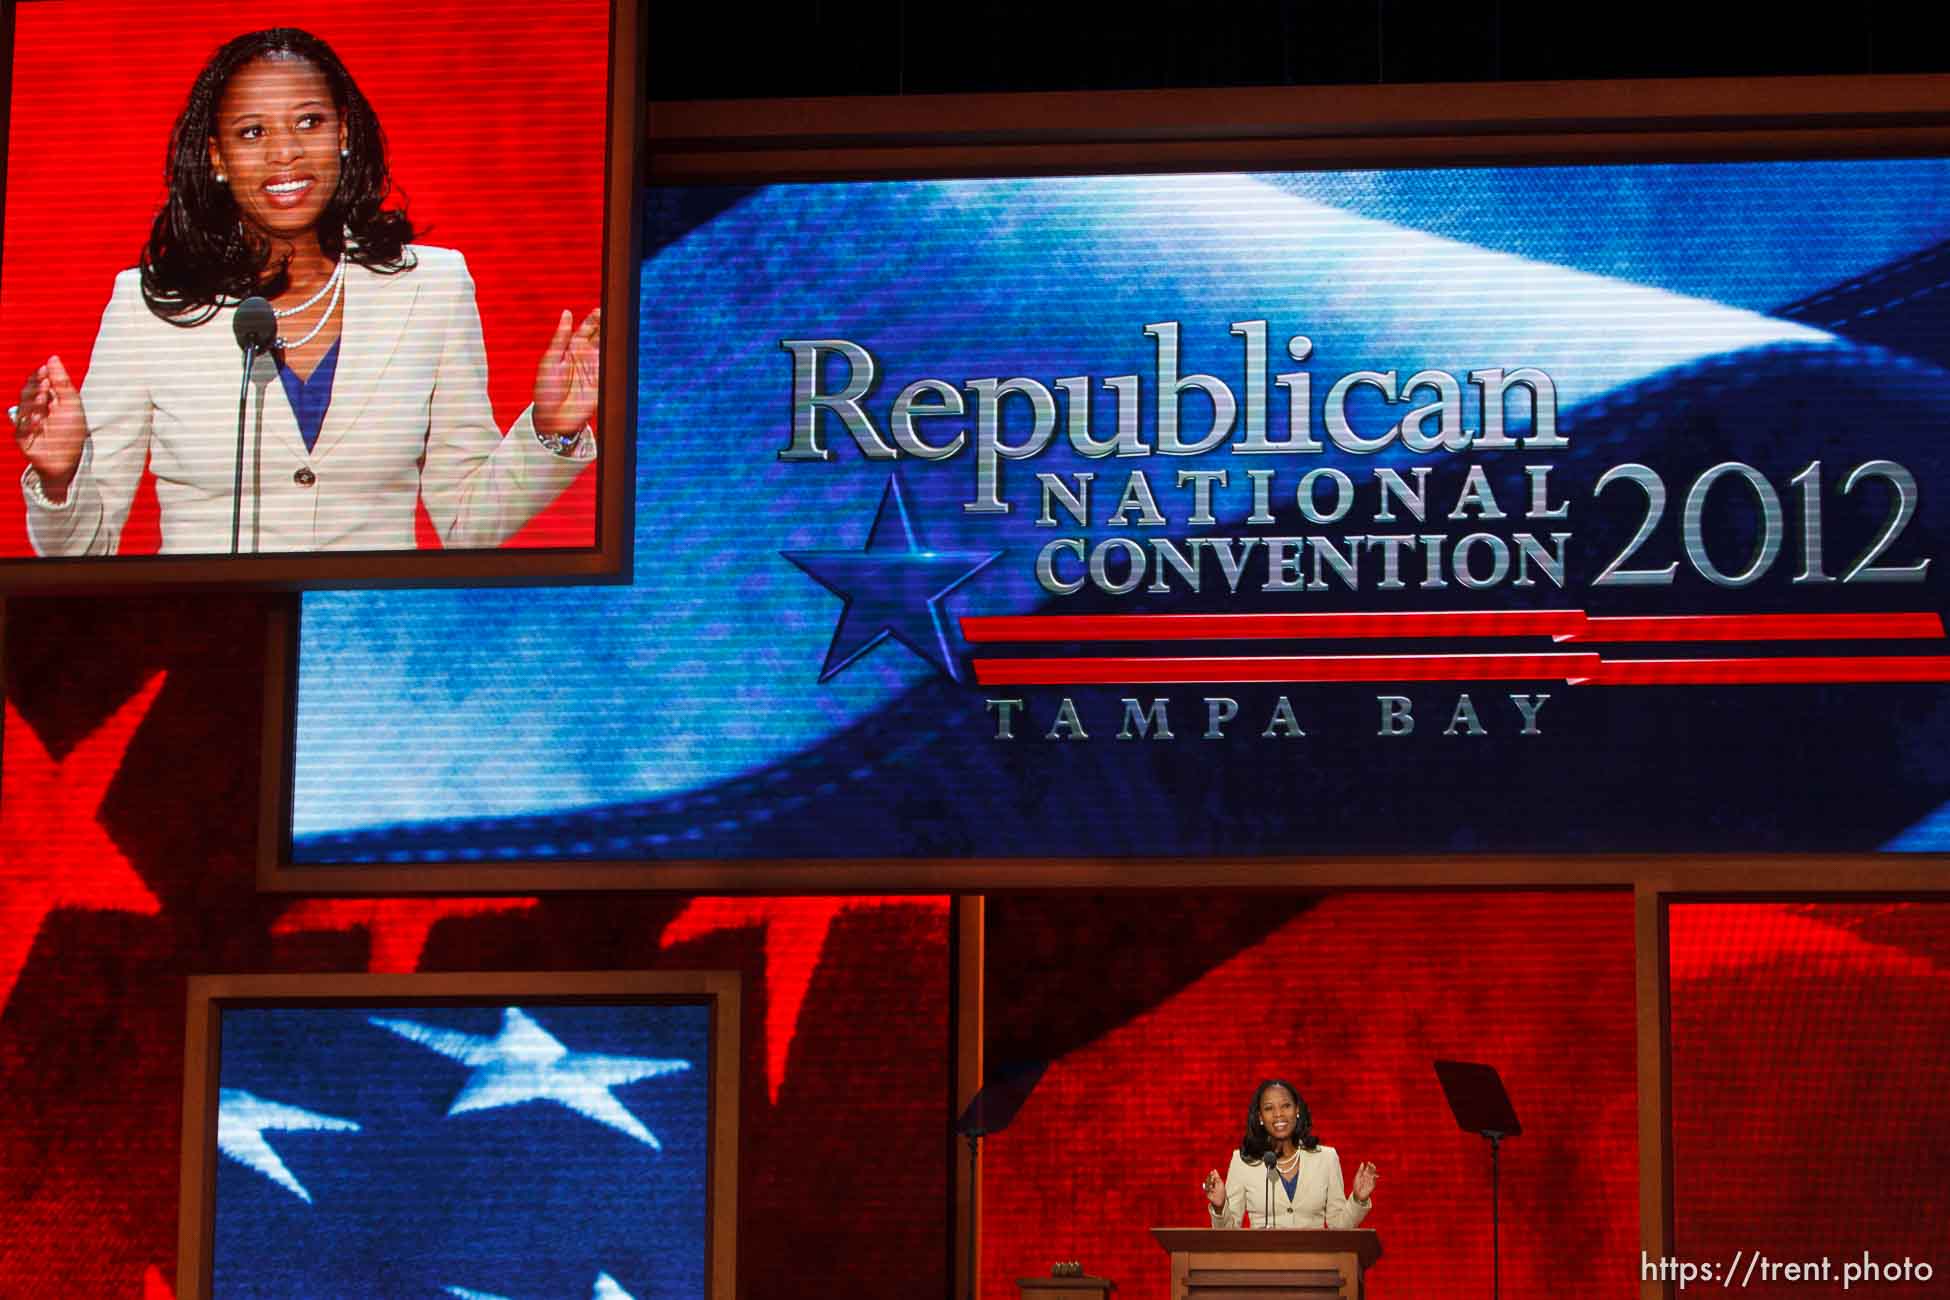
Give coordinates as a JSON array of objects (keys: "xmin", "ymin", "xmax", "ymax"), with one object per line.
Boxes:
[{"xmin": 648, "ymin": 0, "xmax": 1950, "ymax": 100}]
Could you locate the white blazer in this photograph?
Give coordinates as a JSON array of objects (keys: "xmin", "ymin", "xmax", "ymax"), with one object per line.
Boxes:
[
  {"xmin": 1209, "ymin": 1146, "xmax": 1370, "ymax": 1231},
  {"xmin": 24, "ymin": 245, "xmax": 591, "ymax": 555}
]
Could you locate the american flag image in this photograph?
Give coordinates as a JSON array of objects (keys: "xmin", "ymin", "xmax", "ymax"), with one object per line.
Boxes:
[
  {"xmin": 296, "ymin": 162, "xmax": 1950, "ymax": 865},
  {"xmin": 208, "ymin": 1003, "xmax": 709, "ymax": 1299}
]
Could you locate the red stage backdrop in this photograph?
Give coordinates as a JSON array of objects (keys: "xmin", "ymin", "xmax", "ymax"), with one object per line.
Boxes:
[
  {"xmin": 1, "ymin": 0, "xmax": 608, "ymax": 555},
  {"xmin": 0, "ymin": 594, "xmax": 948, "ymax": 1297},
  {"xmin": 1669, "ymin": 902, "xmax": 1950, "ymax": 1297},
  {"xmin": 982, "ymin": 892, "xmax": 1639, "ymax": 1299}
]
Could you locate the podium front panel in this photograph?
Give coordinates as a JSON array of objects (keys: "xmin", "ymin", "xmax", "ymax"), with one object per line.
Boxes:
[{"xmin": 1170, "ymin": 1247, "xmax": 1361, "ymax": 1300}]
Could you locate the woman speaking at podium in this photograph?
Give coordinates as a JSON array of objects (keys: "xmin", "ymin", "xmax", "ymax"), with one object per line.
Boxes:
[
  {"xmin": 9, "ymin": 27, "xmax": 598, "ymax": 555},
  {"xmin": 1202, "ymin": 1079, "xmax": 1379, "ymax": 1229}
]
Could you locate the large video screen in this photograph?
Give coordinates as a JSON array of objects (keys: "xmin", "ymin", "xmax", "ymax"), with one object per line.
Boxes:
[
  {"xmin": 981, "ymin": 891, "xmax": 1637, "ymax": 1298},
  {"xmin": 1668, "ymin": 902, "xmax": 1948, "ymax": 1297},
  {"xmin": 0, "ymin": 0, "xmax": 620, "ymax": 583},
  {"xmin": 174, "ymin": 973, "xmax": 737, "ymax": 1299},
  {"xmin": 209, "ymin": 1001, "xmax": 710, "ymax": 1298},
  {"xmin": 293, "ymin": 162, "xmax": 1950, "ymax": 869}
]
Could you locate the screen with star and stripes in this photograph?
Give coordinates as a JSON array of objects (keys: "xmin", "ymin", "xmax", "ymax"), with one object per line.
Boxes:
[
  {"xmin": 294, "ymin": 162, "xmax": 1950, "ymax": 865},
  {"xmin": 209, "ymin": 1001, "xmax": 709, "ymax": 1300}
]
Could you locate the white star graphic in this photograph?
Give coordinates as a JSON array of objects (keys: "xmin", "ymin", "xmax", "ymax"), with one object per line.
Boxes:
[
  {"xmin": 443, "ymin": 1272, "xmax": 636, "ymax": 1300},
  {"xmin": 371, "ymin": 1006, "xmax": 689, "ymax": 1149},
  {"xmin": 215, "ymin": 1088, "xmax": 361, "ymax": 1203}
]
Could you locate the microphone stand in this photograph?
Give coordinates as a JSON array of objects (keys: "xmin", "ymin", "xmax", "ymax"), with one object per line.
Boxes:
[
  {"xmin": 1488, "ymin": 1129, "xmax": 1503, "ymax": 1300},
  {"xmin": 963, "ymin": 1131, "xmax": 979, "ymax": 1300},
  {"xmin": 232, "ymin": 340, "xmax": 260, "ymax": 555},
  {"xmin": 230, "ymin": 297, "xmax": 277, "ymax": 555},
  {"xmin": 951, "ymin": 1061, "xmax": 1046, "ymax": 1300},
  {"xmin": 1433, "ymin": 1059, "xmax": 1521, "ymax": 1300}
]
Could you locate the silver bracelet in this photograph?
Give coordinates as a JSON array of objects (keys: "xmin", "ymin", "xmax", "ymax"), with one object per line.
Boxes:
[
  {"xmin": 21, "ymin": 464, "xmax": 75, "ymax": 511},
  {"xmin": 533, "ymin": 424, "xmax": 595, "ymax": 460}
]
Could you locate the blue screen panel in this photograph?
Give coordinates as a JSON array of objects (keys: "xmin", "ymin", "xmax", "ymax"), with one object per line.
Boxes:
[
  {"xmin": 211, "ymin": 1003, "xmax": 709, "ymax": 1299},
  {"xmin": 295, "ymin": 164, "xmax": 1950, "ymax": 862}
]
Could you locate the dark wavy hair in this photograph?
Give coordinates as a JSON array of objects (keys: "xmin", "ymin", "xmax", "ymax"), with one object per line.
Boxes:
[
  {"xmin": 140, "ymin": 28, "xmax": 416, "ymax": 323},
  {"xmin": 1240, "ymin": 1078, "xmax": 1320, "ymax": 1165}
]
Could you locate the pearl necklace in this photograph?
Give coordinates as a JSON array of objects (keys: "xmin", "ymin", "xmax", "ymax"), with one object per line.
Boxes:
[
  {"xmin": 1275, "ymin": 1150, "xmax": 1301, "ymax": 1174},
  {"xmin": 277, "ymin": 260, "xmax": 345, "ymax": 352},
  {"xmin": 274, "ymin": 258, "xmax": 344, "ymax": 318}
]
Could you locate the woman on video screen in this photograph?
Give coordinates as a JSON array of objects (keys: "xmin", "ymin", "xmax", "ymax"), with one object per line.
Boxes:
[{"xmin": 8, "ymin": 27, "xmax": 598, "ymax": 555}]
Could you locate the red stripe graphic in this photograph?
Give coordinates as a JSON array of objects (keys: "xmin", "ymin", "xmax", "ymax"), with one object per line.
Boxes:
[
  {"xmin": 960, "ymin": 610, "xmax": 1944, "ymax": 644},
  {"xmin": 1579, "ymin": 656, "xmax": 1950, "ymax": 686},
  {"xmin": 963, "ymin": 611, "xmax": 1577, "ymax": 642},
  {"xmin": 972, "ymin": 653, "xmax": 1950, "ymax": 687},
  {"xmin": 975, "ymin": 653, "xmax": 1598, "ymax": 686},
  {"xmin": 1570, "ymin": 613, "xmax": 1945, "ymax": 643}
]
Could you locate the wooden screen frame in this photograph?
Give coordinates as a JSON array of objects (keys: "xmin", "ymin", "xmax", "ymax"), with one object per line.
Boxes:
[
  {"xmin": 176, "ymin": 968, "xmax": 739, "ymax": 1300},
  {"xmin": 646, "ymin": 72, "xmax": 1950, "ymax": 182},
  {"xmin": 0, "ymin": 0, "xmax": 641, "ymax": 591}
]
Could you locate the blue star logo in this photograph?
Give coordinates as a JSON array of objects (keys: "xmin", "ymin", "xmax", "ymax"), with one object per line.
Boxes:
[{"xmin": 783, "ymin": 475, "xmax": 1002, "ymax": 683}]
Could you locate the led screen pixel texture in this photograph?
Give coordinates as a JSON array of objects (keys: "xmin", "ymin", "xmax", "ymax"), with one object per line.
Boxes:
[
  {"xmin": 1667, "ymin": 902, "xmax": 1950, "ymax": 1298},
  {"xmin": 294, "ymin": 161, "xmax": 1950, "ymax": 861},
  {"xmin": 1, "ymin": 0, "xmax": 606, "ymax": 557},
  {"xmin": 211, "ymin": 1002, "xmax": 709, "ymax": 1299},
  {"xmin": 980, "ymin": 892, "xmax": 1638, "ymax": 1299},
  {"xmin": 1, "ymin": 591, "xmax": 953, "ymax": 1297}
]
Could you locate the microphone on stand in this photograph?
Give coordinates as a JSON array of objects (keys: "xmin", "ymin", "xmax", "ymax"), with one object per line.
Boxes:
[
  {"xmin": 1261, "ymin": 1148, "xmax": 1276, "ymax": 1229},
  {"xmin": 231, "ymin": 297, "xmax": 276, "ymax": 555}
]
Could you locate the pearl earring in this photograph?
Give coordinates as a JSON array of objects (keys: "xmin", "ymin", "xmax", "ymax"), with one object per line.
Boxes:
[
  {"xmin": 216, "ymin": 171, "xmax": 227, "ymax": 182},
  {"xmin": 339, "ymin": 147, "xmax": 349, "ymax": 159}
]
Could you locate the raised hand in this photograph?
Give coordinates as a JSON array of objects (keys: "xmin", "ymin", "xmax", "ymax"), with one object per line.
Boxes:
[
  {"xmin": 13, "ymin": 355, "xmax": 89, "ymax": 500},
  {"xmin": 1351, "ymin": 1160, "xmax": 1378, "ymax": 1203},
  {"xmin": 531, "ymin": 307, "xmax": 601, "ymax": 440},
  {"xmin": 1203, "ymin": 1169, "xmax": 1226, "ymax": 1212}
]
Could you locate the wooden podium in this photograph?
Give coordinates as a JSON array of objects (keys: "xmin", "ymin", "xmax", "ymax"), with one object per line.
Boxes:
[{"xmin": 1151, "ymin": 1229, "xmax": 1381, "ymax": 1299}]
